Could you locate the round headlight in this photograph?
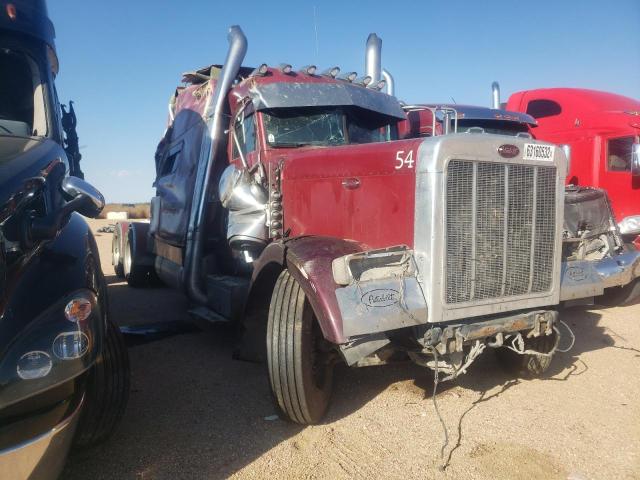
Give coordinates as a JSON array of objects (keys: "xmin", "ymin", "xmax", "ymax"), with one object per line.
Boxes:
[
  {"xmin": 53, "ymin": 332, "xmax": 89, "ymax": 360},
  {"xmin": 17, "ymin": 351, "xmax": 52, "ymax": 380}
]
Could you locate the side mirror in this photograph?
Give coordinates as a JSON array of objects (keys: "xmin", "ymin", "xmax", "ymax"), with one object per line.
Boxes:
[
  {"xmin": 26, "ymin": 177, "xmax": 105, "ymax": 245},
  {"xmin": 61, "ymin": 177, "xmax": 105, "ymax": 218},
  {"xmin": 632, "ymin": 143, "xmax": 640, "ymax": 177}
]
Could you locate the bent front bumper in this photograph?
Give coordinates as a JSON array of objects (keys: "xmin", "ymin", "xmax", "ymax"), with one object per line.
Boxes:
[
  {"xmin": 0, "ymin": 397, "xmax": 82, "ymax": 480},
  {"xmin": 560, "ymin": 250, "xmax": 640, "ymax": 301}
]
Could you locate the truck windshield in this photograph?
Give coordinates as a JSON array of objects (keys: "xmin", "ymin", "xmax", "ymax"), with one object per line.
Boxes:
[
  {"xmin": 262, "ymin": 106, "xmax": 394, "ymax": 147},
  {"xmin": 0, "ymin": 47, "xmax": 48, "ymax": 137}
]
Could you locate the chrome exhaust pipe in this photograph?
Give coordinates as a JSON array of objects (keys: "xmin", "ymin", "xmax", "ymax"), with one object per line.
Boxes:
[
  {"xmin": 186, "ymin": 25, "xmax": 248, "ymax": 304},
  {"xmin": 365, "ymin": 33, "xmax": 382, "ymax": 84},
  {"xmin": 382, "ymin": 69, "xmax": 395, "ymax": 97},
  {"xmin": 561, "ymin": 144, "xmax": 572, "ymax": 176},
  {"xmin": 491, "ymin": 81, "xmax": 501, "ymax": 109}
]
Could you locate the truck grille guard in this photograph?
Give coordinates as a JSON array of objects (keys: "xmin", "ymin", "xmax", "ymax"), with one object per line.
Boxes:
[{"xmin": 445, "ymin": 160, "xmax": 557, "ymax": 304}]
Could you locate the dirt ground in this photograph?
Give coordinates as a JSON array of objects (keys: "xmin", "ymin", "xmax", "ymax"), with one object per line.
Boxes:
[{"xmin": 62, "ymin": 219, "xmax": 640, "ymax": 480}]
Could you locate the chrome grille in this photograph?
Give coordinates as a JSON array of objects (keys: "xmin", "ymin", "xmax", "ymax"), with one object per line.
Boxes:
[{"xmin": 445, "ymin": 160, "xmax": 556, "ymax": 304}]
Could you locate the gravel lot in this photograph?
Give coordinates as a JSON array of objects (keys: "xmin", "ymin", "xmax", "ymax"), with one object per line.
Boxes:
[{"xmin": 63, "ymin": 219, "xmax": 640, "ymax": 480}]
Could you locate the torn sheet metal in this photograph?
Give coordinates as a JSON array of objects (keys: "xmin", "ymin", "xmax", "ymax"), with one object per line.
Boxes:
[{"xmin": 333, "ymin": 248, "xmax": 428, "ymax": 337}]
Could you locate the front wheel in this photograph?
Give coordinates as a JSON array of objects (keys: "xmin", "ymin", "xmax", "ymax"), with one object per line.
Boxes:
[
  {"xmin": 267, "ymin": 270, "xmax": 334, "ymax": 424},
  {"xmin": 74, "ymin": 318, "xmax": 130, "ymax": 447},
  {"xmin": 112, "ymin": 230, "xmax": 124, "ymax": 278}
]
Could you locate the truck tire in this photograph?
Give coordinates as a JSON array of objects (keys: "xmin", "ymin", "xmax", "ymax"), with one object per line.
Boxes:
[
  {"xmin": 112, "ymin": 229, "xmax": 124, "ymax": 278},
  {"xmin": 597, "ymin": 278, "xmax": 640, "ymax": 307},
  {"xmin": 124, "ymin": 230, "xmax": 149, "ymax": 287},
  {"xmin": 495, "ymin": 332, "xmax": 557, "ymax": 377},
  {"xmin": 74, "ymin": 318, "xmax": 130, "ymax": 448},
  {"xmin": 267, "ymin": 270, "xmax": 333, "ymax": 424}
]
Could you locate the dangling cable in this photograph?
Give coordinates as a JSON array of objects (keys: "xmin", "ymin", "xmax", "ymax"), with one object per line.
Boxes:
[{"xmin": 429, "ymin": 346, "xmax": 449, "ymax": 471}]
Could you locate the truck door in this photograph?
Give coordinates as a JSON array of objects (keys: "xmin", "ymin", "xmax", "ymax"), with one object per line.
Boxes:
[{"xmin": 599, "ymin": 134, "xmax": 639, "ymax": 220}]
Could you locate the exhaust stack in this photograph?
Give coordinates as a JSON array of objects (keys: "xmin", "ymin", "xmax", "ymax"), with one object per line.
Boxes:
[
  {"xmin": 491, "ymin": 81, "xmax": 501, "ymax": 109},
  {"xmin": 382, "ymin": 69, "xmax": 395, "ymax": 97},
  {"xmin": 185, "ymin": 25, "xmax": 248, "ymax": 304},
  {"xmin": 365, "ymin": 33, "xmax": 382, "ymax": 84},
  {"xmin": 561, "ymin": 144, "xmax": 572, "ymax": 176}
]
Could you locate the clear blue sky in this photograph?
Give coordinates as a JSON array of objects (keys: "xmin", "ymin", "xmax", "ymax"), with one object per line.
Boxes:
[{"xmin": 49, "ymin": 0, "xmax": 640, "ymax": 203}]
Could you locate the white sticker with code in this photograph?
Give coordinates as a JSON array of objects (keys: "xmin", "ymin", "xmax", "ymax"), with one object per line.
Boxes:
[{"xmin": 523, "ymin": 143, "xmax": 555, "ymax": 161}]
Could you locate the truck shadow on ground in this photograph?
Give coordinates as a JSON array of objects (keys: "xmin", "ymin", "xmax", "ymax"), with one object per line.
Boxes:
[{"xmin": 64, "ymin": 276, "xmax": 616, "ymax": 479}]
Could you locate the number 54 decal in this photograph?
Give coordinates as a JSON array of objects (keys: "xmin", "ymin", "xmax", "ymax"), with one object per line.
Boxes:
[{"xmin": 395, "ymin": 150, "xmax": 415, "ymax": 169}]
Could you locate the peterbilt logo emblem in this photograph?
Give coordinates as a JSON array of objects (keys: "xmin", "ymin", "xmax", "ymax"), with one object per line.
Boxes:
[
  {"xmin": 566, "ymin": 266, "xmax": 587, "ymax": 282},
  {"xmin": 498, "ymin": 144, "xmax": 520, "ymax": 158},
  {"xmin": 362, "ymin": 289, "xmax": 399, "ymax": 308}
]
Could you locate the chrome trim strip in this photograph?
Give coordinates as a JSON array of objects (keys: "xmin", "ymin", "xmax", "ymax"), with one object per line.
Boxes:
[
  {"xmin": 470, "ymin": 162, "xmax": 478, "ymax": 300},
  {"xmin": 501, "ymin": 164, "xmax": 509, "ymax": 296},
  {"xmin": 528, "ymin": 166, "xmax": 538, "ymax": 293}
]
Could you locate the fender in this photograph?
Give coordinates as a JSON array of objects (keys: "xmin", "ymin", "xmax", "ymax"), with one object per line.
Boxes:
[
  {"xmin": 1, "ymin": 213, "xmax": 105, "ymax": 361},
  {"xmin": 250, "ymin": 236, "xmax": 365, "ymax": 344}
]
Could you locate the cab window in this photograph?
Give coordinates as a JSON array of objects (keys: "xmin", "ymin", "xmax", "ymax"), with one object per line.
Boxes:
[
  {"xmin": 607, "ymin": 136, "xmax": 636, "ymax": 172},
  {"xmin": 232, "ymin": 113, "xmax": 256, "ymax": 159},
  {"xmin": 526, "ymin": 99, "xmax": 562, "ymax": 119},
  {"xmin": 0, "ymin": 47, "xmax": 48, "ymax": 137}
]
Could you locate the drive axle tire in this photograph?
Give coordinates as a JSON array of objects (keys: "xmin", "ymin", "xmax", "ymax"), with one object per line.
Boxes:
[
  {"xmin": 495, "ymin": 332, "xmax": 557, "ymax": 377},
  {"xmin": 597, "ymin": 278, "xmax": 640, "ymax": 307},
  {"xmin": 74, "ymin": 318, "xmax": 130, "ymax": 448},
  {"xmin": 112, "ymin": 230, "xmax": 124, "ymax": 278},
  {"xmin": 267, "ymin": 270, "xmax": 333, "ymax": 424},
  {"xmin": 124, "ymin": 231, "xmax": 150, "ymax": 288}
]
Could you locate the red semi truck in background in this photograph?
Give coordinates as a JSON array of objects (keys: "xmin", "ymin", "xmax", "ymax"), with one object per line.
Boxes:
[
  {"xmin": 504, "ymin": 88, "xmax": 640, "ymax": 242},
  {"xmin": 111, "ymin": 28, "xmax": 639, "ymax": 424}
]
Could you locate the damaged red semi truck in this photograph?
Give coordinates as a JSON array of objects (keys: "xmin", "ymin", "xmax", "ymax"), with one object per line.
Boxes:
[
  {"xmin": 503, "ymin": 87, "xmax": 640, "ymax": 243},
  {"xmin": 112, "ymin": 27, "xmax": 616, "ymax": 424}
]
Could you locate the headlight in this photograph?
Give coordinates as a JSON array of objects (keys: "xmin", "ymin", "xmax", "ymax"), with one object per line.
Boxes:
[
  {"xmin": 17, "ymin": 351, "xmax": 53, "ymax": 380},
  {"xmin": 619, "ymin": 215, "xmax": 640, "ymax": 235},
  {"xmin": 53, "ymin": 332, "xmax": 90, "ymax": 359},
  {"xmin": 0, "ymin": 289, "xmax": 102, "ymax": 410}
]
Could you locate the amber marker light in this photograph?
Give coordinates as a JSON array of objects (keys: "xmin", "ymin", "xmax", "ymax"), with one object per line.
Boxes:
[
  {"xmin": 64, "ymin": 297, "xmax": 92, "ymax": 323},
  {"xmin": 6, "ymin": 3, "xmax": 17, "ymax": 20}
]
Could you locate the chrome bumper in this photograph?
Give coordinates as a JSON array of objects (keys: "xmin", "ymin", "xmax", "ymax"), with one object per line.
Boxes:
[
  {"xmin": 0, "ymin": 398, "xmax": 83, "ymax": 480},
  {"xmin": 560, "ymin": 250, "xmax": 640, "ymax": 301}
]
